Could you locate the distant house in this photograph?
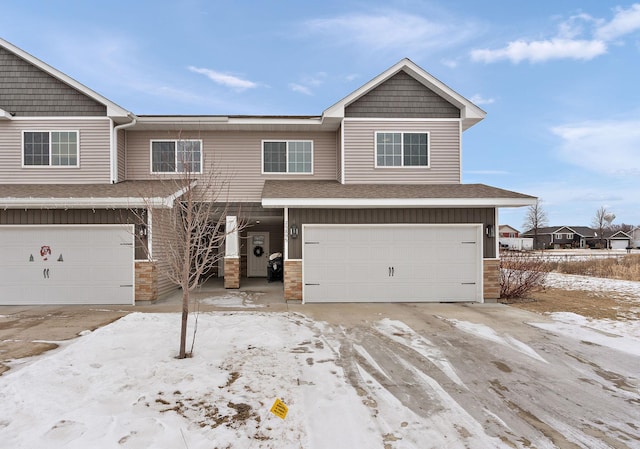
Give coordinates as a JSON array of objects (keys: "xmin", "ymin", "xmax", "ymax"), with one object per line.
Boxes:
[
  {"xmin": 498, "ymin": 225, "xmax": 533, "ymax": 250},
  {"xmin": 633, "ymin": 228, "xmax": 640, "ymax": 248},
  {"xmin": 499, "ymin": 225, "xmax": 519, "ymax": 238},
  {"xmin": 604, "ymin": 230, "xmax": 632, "ymax": 250},
  {"xmin": 521, "ymin": 226, "xmax": 597, "ymax": 249}
]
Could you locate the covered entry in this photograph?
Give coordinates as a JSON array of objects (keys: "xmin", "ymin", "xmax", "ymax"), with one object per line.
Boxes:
[
  {"xmin": 0, "ymin": 225, "xmax": 134, "ymax": 305},
  {"xmin": 302, "ymin": 224, "xmax": 482, "ymax": 303}
]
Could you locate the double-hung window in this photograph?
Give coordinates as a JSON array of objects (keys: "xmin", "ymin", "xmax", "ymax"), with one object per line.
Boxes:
[
  {"xmin": 151, "ymin": 139, "xmax": 202, "ymax": 173},
  {"xmin": 263, "ymin": 140, "xmax": 313, "ymax": 173},
  {"xmin": 23, "ymin": 131, "xmax": 79, "ymax": 166},
  {"xmin": 375, "ymin": 131, "xmax": 429, "ymax": 167}
]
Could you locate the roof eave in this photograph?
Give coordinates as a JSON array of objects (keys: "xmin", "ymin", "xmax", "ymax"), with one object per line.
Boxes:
[
  {"xmin": 0, "ymin": 107, "xmax": 13, "ymax": 120},
  {"xmin": 262, "ymin": 197, "xmax": 537, "ymax": 209},
  {"xmin": 0, "ymin": 197, "xmax": 172, "ymax": 209}
]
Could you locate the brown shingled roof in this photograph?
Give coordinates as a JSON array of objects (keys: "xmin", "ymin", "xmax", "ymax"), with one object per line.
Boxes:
[
  {"xmin": 262, "ymin": 180, "xmax": 535, "ymax": 201},
  {"xmin": 0, "ymin": 180, "xmax": 183, "ymax": 199}
]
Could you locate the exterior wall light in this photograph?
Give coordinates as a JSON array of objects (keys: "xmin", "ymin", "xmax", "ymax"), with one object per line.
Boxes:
[
  {"xmin": 485, "ymin": 224, "xmax": 495, "ymax": 238},
  {"xmin": 289, "ymin": 224, "xmax": 299, "ymax": 239}
]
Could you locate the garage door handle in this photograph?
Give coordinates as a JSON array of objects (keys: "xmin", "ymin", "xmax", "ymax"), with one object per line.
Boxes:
[
  {"xmin": 461, "ymin": 241, "xmax": 476, "ymax": 244},
  {"xmin": 461, "ymin": 282, "xmax": 476, "ymax": 285},
  {"xmin": 388, "ymin": 266, "xmax": 395, "ymax": 277},
  {"xmin": 305, "ymin": 283, "xmax": 320, "ymax": 286},
  {"xmin": 305, "ymin": 241, "xmax": 320, "ymax": 245}
]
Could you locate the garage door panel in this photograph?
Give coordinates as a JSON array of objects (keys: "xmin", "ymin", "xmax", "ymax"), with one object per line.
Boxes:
[
  {"xmin": 0, "ymin": 225, "xmax": 134, "ymax": 305},
  {"xmin": 303, "ymin": 224, "xmax": 482, "ymax": 303}
]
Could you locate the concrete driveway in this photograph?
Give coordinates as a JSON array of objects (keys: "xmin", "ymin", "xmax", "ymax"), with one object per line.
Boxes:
[
  {"xmin": 291, "ymin": 302, "xmax": 639, "ymax": 448},
  {"xmin": 1, "ymin": 285, "xmax": 639, "ymax": 447}
]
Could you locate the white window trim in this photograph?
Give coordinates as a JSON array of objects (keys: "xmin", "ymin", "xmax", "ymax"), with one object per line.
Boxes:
[
  {"xmin": 374, "ymin": 131, "xmax": 431, "ymax": 168},
  {"xmin": 21, "ymin": 130, "xmax": 80, "ymax": 168},
  {"xmin": 261, "ymin": 139, "xmax": 314, "ymax": 175},
  {"xmin": 149, "ymin": 139, "xmax": 203, "ymax": 174}
]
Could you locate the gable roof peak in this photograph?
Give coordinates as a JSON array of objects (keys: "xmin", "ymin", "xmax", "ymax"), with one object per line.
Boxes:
[
  {"xmin": 323, "ymin": 58, "xmax": 485, "ymax": 130},
  {"xmin": 0, "ymin": 37, "xmax": 132, "ymax": 120}
]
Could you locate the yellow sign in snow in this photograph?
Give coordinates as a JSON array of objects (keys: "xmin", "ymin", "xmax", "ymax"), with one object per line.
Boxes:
[{"xmin": 270, "ymin": 398, "xmax": 288, "ymax": 420}]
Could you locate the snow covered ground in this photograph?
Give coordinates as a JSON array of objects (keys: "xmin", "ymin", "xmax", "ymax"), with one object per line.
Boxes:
[
  {"xmin": 0, "ymin": 274, "xmax": 638, "ymax": 448},
  {"xmin": 545, "ymin": 271, "xmax": 640, "ymax": 300}
]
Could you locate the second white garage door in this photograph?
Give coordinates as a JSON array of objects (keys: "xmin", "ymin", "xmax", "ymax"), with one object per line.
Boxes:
[
  {"xmin": 303, "ymin": 224, "xmax": 483, "ymax": 303},
  {"xmin": 0, "ymin": 225, "xmax": 134, "ymax": 305}
]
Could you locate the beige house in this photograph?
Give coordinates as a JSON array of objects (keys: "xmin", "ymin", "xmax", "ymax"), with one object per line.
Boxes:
[{"xmin": 0, "ymin": 37, "xmax": 536, "ymax": 306}]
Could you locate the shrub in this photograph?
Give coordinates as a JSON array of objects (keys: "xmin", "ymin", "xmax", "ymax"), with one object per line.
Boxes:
[{"xmin": 500, "ymin": 252, "xmax": 549, "ymax": 299}]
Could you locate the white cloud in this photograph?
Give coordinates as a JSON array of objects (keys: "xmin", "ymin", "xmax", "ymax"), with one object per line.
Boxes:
[
  {"xmin": 469, "ymin": 94, "xmax": 495, "ymax": 105},
  {"xmin": 304, "ymin": 11, "xmax": 478, "ymax": 54},
  {"xmin": 344, "ymin": 73, "xmax": 360, "ymax": 82},
  {"xmin": 552, "ymin": 119, "xmax": 640, "ymax": 176},
  {"xmin": 471, "ymin": 4, "xmax": 640, "ymax": 64},
  {"xmin": 188, "ymin": 66, "xmax": 257, "ymax": 90},
  {"xmin": 596, "ymin": 3, "xmax": 640, "ymax": 40},
  {"xmin": 441, "ymin": 59, "xmax": 459, "ymax": 69},
  {"xmin": 471, "ymin": 38, "xmax": 606, "ymax": 63},
  {"xmin": 288, "ymin": 72, "xmax": 327, "ymax": 96},
  {"xmin": 289, "ymin": 83, "xmax": 313, "ymax": 95}
]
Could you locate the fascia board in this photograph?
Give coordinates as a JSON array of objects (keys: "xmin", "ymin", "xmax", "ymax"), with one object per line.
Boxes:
[
  {"xmin": 0, "ymin": 197, "xmax": 173, "ymax": 209},
  {"xmin": 0, "ymin": 38, "xmax": 131, "ymax": 119},
  {"xmin": 262, "ymin": 197, "xmax": 538, "ymax": 208},
  {"xmin": 0, "ymin": 108, "xmax": 12, "ymax": 120}
]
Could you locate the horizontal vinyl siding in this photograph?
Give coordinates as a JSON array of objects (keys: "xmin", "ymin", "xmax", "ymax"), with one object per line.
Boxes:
[
  {"xmin": 287, "ymin": 207, "xmax": 495, "ymax": 259},
  {"xmin": 0, "ymin": 118, "xmax": 112, "ymax": 183},
  {"xmin": 343, "ymin": 119, "xmax": 460, "ymax": 184},
  {"xmin": 124, "ymin": 130, "xmax": 338, "ymax": 202},
  {"xmin": 117, "ymin": 128, "xmax": 126, "ymax": 182}
]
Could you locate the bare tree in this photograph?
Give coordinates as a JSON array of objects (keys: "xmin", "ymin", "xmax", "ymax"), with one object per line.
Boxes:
[
  {"xmin": 523, "ymin": 199, "xmax": 548, "ymax": 250},
  {"xmin": 592, "ymin": 206, "xmax": 615, "ymax": 248},
  {"xmin": 137, "ymin": 157, "xmax": 247, "ymax": 359}
]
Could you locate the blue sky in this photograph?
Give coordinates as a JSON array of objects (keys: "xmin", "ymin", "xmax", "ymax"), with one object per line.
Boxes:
[{"xmin": 2, "ymin": 1, "xmax": 640, "ymax": 230}]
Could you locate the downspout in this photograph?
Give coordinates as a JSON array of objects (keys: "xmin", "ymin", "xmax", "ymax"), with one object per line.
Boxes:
[{"xmin": 111, "ymin": 113, "xmax": 137, "ymax": 184}]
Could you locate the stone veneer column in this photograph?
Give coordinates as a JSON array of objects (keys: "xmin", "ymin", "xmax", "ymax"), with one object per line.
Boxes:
[
  {"xmin": 224, "ymin": 257, "xmax": 240, "ymax": 289},
  {"xmin": 135, "ymin": 261, "xmax": 157, "ymax": 302},
  {"xmin": 483, "ymin": 259, "xmax": 500, "ymax": 302},
  {"xmin": 284, "ymin": 260, "xmax": 302, "ymax": 301}
]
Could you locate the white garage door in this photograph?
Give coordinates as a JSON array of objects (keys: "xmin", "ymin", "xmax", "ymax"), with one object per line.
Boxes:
[
  {"xmin": 610, "ymin": 240, "xmax": 628, "ymax": 250},
  {"xmin": 0, "ymin": 225, "xmax": 134, "ymax": 305},
  {"xmin": 303, "ymin": 224, "xmax": 482, "ymax": 303}
]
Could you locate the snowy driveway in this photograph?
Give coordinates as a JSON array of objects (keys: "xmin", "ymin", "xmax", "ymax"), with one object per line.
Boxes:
[{"xmin": 0, "ymin": 302, "xmax": 639, "ymax": 448}]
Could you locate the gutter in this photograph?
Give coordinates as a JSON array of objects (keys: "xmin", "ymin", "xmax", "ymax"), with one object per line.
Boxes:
[{"xmin": 111, "ymin": 113, "xmax": 137, "ymax": 183}]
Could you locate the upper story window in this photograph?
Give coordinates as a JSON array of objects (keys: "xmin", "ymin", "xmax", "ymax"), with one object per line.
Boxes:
[
  {"xmin": 375, "ymin": 132, "xmax": 429, "ymax": 167},
  {"xmin": 23, "ymin": 131, "xmax": 79, "ymax": 167},
  {"xmin": 151, "ymin": 139, "xmax": 202, "ymax": 173},
  {"xmin": 263, "ymin": 140, "xmax": 313, "ymax": 174}
]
